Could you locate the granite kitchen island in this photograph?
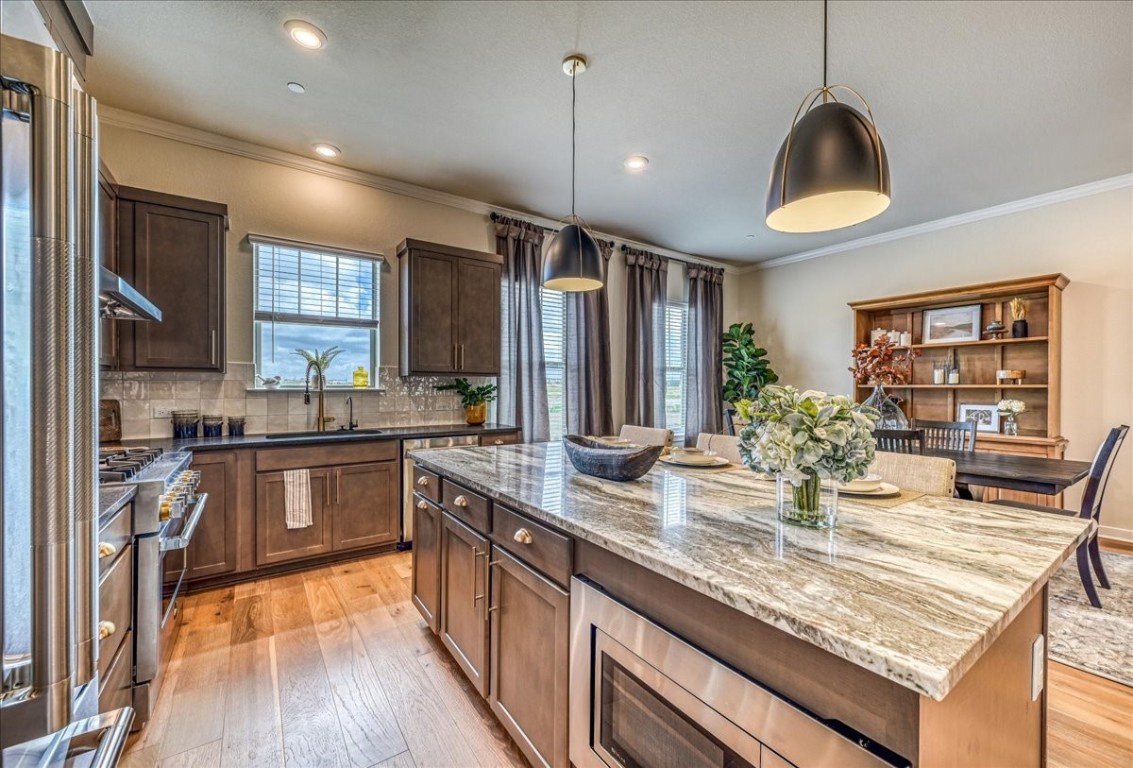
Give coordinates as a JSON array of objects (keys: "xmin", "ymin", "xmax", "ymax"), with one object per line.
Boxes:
[{"xmin": 408, "ymin": 442, "xmax": 1091, "ymax": 768}]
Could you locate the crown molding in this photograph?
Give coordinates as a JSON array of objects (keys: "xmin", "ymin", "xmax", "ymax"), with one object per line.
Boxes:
[
  {"xmin": 97, "ymin": 105, "xmax": 737, "ymax": 274},
  {"xmin": 739, "ymin": 174, "xmax": 1133, "ymax": 275}
]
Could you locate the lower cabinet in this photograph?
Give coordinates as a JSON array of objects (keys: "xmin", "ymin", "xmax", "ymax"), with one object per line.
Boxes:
[
  {"xmin": 440, "ymin": 511, "xmax": 490, "ymax": 697},
  {"xmin": 256, "ymin": 469, "xmax": 335, "ymax": 565},
  {"xmin": 187, "ymin": 450, "xmax": 239, "ymax": 579},
  {"xmin": 411, "ymin": 494, "xmax": 442, "ymax": 631},
  {"xmin": 333, "ymin": 461, "xmax": 400, "ymax": 551},
  {"xmin": 489, "ymin": 546, "xmax": 570, "ymax": 768}
]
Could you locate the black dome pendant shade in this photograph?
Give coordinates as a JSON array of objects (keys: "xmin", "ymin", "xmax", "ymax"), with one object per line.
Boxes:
[
  {"xmin": 544, "ymin": 54, "xmax": 604, "ymax": 292},
  {"xmin": 765, "ymin": 0, "xmax": 891, "ymax": 233}
]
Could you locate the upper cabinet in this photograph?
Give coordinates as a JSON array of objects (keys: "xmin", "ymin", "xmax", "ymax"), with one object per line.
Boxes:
[
  {"xmin": 117, "ymin": 187, "xmax": 228, "ymax": 372},
  {"xmin": 98, "ymin": 164, "xmax": 119, "ymax": 370},
  {"xmin": 399, "ymin": 239, "xmax": 502, "ymax": 376}
]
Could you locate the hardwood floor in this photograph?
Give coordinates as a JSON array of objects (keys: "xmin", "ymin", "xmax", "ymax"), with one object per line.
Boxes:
[{"xmin": 125, "ymin": 551, "xmax": 1133, "ymax": 768}]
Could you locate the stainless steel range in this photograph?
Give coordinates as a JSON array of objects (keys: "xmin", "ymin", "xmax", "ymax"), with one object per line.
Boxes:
[{"xmin": 99, "ymin": 448, "xmax": 206, "ymax": 730}]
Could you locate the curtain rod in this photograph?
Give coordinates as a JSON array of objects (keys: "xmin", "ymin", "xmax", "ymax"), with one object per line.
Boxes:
[
  {"xmin": 490, "ymin": 211, "xmax": 614, "ymax": 249},
  {"xmin": 620, "ymin": 243, "xmax": 712, "ymax": 269}
]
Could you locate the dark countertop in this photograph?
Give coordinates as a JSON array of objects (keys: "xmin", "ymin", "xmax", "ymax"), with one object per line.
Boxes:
[
  {"xmin": 117, "ymin": 423, "xmax": 520, "ymax": 453},
  {"xmin": 98, "ymin": 486, "xmax": 136, "ymax": 529}
]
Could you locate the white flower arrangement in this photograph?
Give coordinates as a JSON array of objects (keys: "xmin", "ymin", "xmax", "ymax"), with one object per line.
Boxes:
[
  {"xmin": 738, "ymin": 385, "xmax": 879, "ymax": 485},
  {"xmin": 997, "ymin": 399, "xmax": 1027, "ymax": 414}
]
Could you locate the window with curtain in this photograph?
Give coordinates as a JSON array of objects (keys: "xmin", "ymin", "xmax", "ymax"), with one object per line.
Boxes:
[
  {"xmin": 541, "ymin": 287, "xmax": 567, "ymax": 440},
  {"xmin": 660, "ymin": 301, "xmax": 688, "ymax": 444},
  {"xmin": 252, "ymin": 238, "xmax": 380, "ymax": 387}
]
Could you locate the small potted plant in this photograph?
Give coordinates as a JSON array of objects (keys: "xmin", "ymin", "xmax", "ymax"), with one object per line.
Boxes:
[
  {"xmin": 849, "ymin": 333, "xmax": 920, "ymax": 429},
  {"xmin": 722, "ymin": 323, "xmax": 778, "ymax": 424},
  {"xmin": 291, "ymin": 346, "xmax": 343, "ymax": 386},
  {"xmin": 997, "ymin": 398, "xmax": 1026, "ymax": 436},
  {"xmin": 436, "ymin": 378, "xmax": 498, "ymax": 425}
]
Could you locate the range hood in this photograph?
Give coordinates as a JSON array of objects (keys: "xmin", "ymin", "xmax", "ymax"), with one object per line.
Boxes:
[{"xmin": 99, "ymin": 266, "xmax": 162, "ymax": 321}]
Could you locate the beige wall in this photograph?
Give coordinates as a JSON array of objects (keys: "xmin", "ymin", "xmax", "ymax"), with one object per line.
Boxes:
[
  {"xmin": 99, "ymin": 122, "xmax": 738, "ymax": 433},
  {"xmin": 738, "ymin": 186, "xmax": 1133, "ymax": 538}
]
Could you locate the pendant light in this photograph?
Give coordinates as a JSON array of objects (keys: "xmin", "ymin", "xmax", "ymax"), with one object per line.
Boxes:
[
  {"xmin": 543, "ymin": 54, "xmax": 604, "ymax": 292},
  {"xmin": 765, "ymin": 0, "xmax": 890, "ymax": 233}
]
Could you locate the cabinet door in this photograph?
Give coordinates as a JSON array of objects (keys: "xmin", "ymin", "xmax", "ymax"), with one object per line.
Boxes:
[
  {"xmin": 408, "ymin": 250, "xmax": 458, "ymax": 373},
  {"xmin": 255, "ymin": 469, "xmax": 333, "ymax": 565},
  {"xmin": 98, "ymin": 170, "xmax": 118, "ymax": 369},
  {"xmin": 456, "ymin": 258, "xmax": 501, "ymax": 375},
  {"xmin": 126, "ymin": 200, "xmax": 224, "ymax": 370},
  {"xmin": 489, "ymin": 547, "xmax": 569, "ymax": 768},
  {"xmin": 440, "ymin": 512, "xmax": 490, "ymax": 697},
  {"xmin": 411, "ymin": 495, "xmax": 442, "ymax": 632},
  {"xmin": 332, "ymin": 461, "xmax": 399, "ymax": 552},
  {"xmin": 186, "ymin": 451, "xmax": 239, "ymax": 580}
]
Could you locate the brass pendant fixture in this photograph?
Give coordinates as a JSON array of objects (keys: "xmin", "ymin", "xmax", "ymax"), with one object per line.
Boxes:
[
  {"xmin": 765, "ymin": 0, "xmax": 890, "ymax": 233},
  {"xmin": 543, "ymin": 54, "xmax": 604, "ymax": 292}
]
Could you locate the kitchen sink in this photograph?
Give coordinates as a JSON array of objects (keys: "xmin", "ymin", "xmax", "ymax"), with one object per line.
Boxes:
[{"xmin": 265, "ymin": 429, "xmax": 384, "ymax": 439}]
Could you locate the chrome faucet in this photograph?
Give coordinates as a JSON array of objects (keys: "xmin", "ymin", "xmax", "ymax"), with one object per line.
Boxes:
[{"xmin": 303, "ymin": 360, "xmax": 332, "ymax": 432}]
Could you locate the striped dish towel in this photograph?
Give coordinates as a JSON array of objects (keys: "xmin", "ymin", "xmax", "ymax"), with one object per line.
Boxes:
[{"xmin": 283, "ymin": 469, "xmax": 313, "ymax": 529}]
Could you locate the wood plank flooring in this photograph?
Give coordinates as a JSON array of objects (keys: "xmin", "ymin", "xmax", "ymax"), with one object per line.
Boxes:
[{"xmin": 125, "ymin": 552, "xmax": 1132, "ymax": 768}]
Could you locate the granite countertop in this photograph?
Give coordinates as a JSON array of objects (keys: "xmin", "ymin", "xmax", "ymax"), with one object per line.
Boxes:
[
  {"xmin": 116, "ymin": 423, "xmax": 519, "ymax": 452},
  {"xmin": 98, "ymin": 485, "xmax": 136, "ymax": 529},
  {"xmin": 408, "ymin": 442, "xmax": 1092, "ymax": 701}
]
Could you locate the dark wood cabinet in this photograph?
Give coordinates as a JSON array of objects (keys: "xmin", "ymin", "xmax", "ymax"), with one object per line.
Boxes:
[
  {"xmin": 440, "ymin": 511, "xmax": 490, "ymax": 697},
  {"xmin": 399, "ymin": 239, "xmax": 502, "ymax": 376},
  {"xmin": 117, "ymin": 187, "xmax": 227, "ymax": 372},
  {"xmin": 186, "ymin": 450, "xmax": 239, "ymax": 580},
  {"xmin": 98, "ymin": 165, "xmax": 118, "ymax": 369},
  {"xmin": 411, "ymin": 494, "xmax": 442, "ymax": 632},
  {"xmin": 489, "ymin": 547, "xmax": 570, "ymax": 768},
  {"xmin": 255, "ymin": 469, "xmax": 334, "ymax": 566},
  {"xmin": 332, "ymin": 461, "xmax": 399, "ymax": 552}
]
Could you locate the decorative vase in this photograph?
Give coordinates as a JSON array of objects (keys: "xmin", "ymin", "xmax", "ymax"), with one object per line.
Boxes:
[
  {"xmin": 862, "ymin": 384, "xmax": 909, "ymax": 429},
  {"xmin": 1002, "ymin": 413, "xmax": 1019, "ymax": 436},
  {"xmin": 464, "ymin": 402, "xmax": 487, "ymax": 425},
  {"xmin": 777, "ymin": 472, "xmax": 838, "ymax": 528},
  {"xmin": 1011, "ymin": 319, "xmax": 1028, "ymax": 339}
]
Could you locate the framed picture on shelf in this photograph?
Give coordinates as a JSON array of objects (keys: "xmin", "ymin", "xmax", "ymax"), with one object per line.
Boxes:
[
  {"xmin": 922, "ymin": 304, "xmax": 982, "ymax": 345},
  {"xmin": 958, "ymin": 403, "xmax": 1000, "ymax": 433}
]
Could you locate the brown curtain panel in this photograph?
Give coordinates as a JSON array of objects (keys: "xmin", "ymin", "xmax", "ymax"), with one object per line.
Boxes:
[
  {"xmin": 624, "ymin": 247, "xmax": 668, "ymax": 428},
  {"xmin": 685, "ymin": 264, "xmax": 725, "ymax": 444},
  {"xmin": 564, "ymin": 240, "xmax": 614, "ymax": 436},
  {"xmin": 496, "ymin": 217, "xmax": 550, "ymax": 442}
]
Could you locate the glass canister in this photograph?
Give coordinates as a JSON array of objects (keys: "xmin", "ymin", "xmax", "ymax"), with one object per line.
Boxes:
[
  {"xmin": 202, "ymin": 414, "xmax": 224, "ymax": 438},
  {"xmin": 171, "ymin": 410, "xmax": 199, "ymax": 439},
  {"xmin": 353, "ymin": 366, "xmax": 369, "ymax": 388},
  {"xmin": 227, "ymin": 416, "xmax": 246, "ymax": 437}
]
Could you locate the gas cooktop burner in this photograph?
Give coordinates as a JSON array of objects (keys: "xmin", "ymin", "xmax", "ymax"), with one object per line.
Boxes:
[{"xmin": 98, "ymin": 446, "xmax": 164, "ymax": 484}]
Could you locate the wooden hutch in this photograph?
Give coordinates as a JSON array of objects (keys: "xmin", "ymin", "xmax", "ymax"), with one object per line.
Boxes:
[{"xmin": 849, "ymin": 274, "xmax": 1069, "ymax": 503}]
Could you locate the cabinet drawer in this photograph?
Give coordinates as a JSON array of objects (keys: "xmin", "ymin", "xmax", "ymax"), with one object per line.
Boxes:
[
  {"xmin": 97, "ymin": 503, "xmax": 132, "ymax": 579},
  {"xmin": 442, "ymin": 479, "xmax": 490, "ymax": 532},
  {"xmin": 256, "ymin": 440, "xmax": 398, "ymax": 472},
  {"xmin": 480, "ymin": 431, "xmax": 521, "ymax": 447},
  {"xmin": 98, "ymin": 631, "xmax": 133, "ymax": 714},
  {"xmin": 412, "ymin": 465, "xmax": 441, "ymax": 503},
  {"xmin": 97, "ymin": 543, "xmax": 132, "ymax": 682},
  {"xmin": 492, "ymin": 506, "xmax": 572, "ymax": 587}
]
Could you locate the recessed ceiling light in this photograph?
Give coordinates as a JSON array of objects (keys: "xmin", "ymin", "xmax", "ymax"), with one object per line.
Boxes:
[
  {"xmin": 313, "ymin": 143, "xmax": 339, "ymax": 158},
  {"xmin": 287, "ymin": 81, "xmax": 306, "ymax": 94},
  {"xmin": 623, "ymin": 155, "xmax": 649, "ymax": 172},
  {"xmin": 285, "ymin": 19, "xmax": 326, "ymax": 50}
]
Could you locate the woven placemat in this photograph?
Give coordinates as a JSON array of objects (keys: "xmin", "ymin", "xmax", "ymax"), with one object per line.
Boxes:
[{"xmin": 844, "ymin": 489, "xmax": 926, "ymax": 508}]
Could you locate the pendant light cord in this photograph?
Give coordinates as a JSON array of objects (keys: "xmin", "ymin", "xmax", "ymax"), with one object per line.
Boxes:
[
  {"xmin": 571, "ymin": 64, "xmax": 577, "ymax": 218},
  {"xmin": 823, "ymin": 0, "xmax": 828, "ymax": 88}
]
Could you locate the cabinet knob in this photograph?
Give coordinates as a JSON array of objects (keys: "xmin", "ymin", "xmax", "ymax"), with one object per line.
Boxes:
[
  {"xmin": 513, "ymin": 528, "xmax": 534, "ymax": 545},
  {"xmin": 416, "ymin": 500, "xmax": 428, "ymax": 510},
  {"xmin": 454, "ymin": 495, "xmax": 469, "ymax": 508},
  {"xmin": 98, "ymin": 620, "xmax": 116, "ymax": 640},
  {"xmin": 97, "ymin": 542, "xmax": 117, "ymax": 560},
  {"xmin": 416, "ymin": 476, "xmax": 430, "ymax": 487}
]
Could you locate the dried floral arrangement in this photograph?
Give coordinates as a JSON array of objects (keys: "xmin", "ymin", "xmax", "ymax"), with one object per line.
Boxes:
[
  {"xmin": 1010, "ymin": 298, "xmax": 1026, "ymax": 321},
  {"xmin": 850, "ymin": 333, "xmax": 921, "ymax": 386}
]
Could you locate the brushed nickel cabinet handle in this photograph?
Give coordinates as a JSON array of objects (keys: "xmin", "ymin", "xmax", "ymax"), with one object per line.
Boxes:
[
  {"xmin": 473, "ymin": 548, "xmax": 487, "ymax": 559},
  {"xmin": 416, "ymin": 500, "xmax": 428, "ymax": 510},
  {"xmin": 336, "ymin": 471, "xmax": 341, "ymax": 506},
  {"xmin": 416, "ymin": 476, "xmax": 430, "ymax": 487},
  {"xmin": 98, "ymin": 542, "xmax": 117, "ymax": 560},
  {"xmin": 210, "ymin": 330, "xmax": 217, "ymax": 365},
  {"xmin": 513, "ymin": 528, "xmax": 534, "ymax": 545},
  {"xmin": 324, "ymin": 476, "xmax": 330, "ymax": 506},
  {"xmin": 452, "ymin": 344, "xmax": 458, "ymax": 370},
  {"xmin": 454, "ymin": 495, "xmax": 469, "ymax": 508},
  {"xmin": 98, "ymin": 620, "xmax": 116, "ymax": 640},
  {"xmin": 459, "ymin": 344, "xmax": 465, "ymax": 370}
]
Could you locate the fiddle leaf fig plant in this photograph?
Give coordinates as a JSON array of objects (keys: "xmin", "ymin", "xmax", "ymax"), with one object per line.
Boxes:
[
  {"xmin": 722, "ymin": 323, "xmax": 778, "ymax": 405},
  {"xmin": 435, "ymin": 378, "xmax": 498, "ymax": 407}
]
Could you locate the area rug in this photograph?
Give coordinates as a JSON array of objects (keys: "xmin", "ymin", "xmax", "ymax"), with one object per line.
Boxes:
[{"xmin": 1047, "ymin": 550, "xmax": 1133, "ymax": 688}]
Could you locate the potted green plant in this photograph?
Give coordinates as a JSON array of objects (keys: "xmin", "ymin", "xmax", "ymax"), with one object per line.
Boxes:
[
  {"xmin": 436, "ymin": 378, "xmax": 498, "ymax": 425},
  {"xmin": 722, "ymin": 323, "xmax": 778, "ymax": 423},
  {"xmin": 291, "ymin": 346, "xmax": 343, "ymax": 386}
]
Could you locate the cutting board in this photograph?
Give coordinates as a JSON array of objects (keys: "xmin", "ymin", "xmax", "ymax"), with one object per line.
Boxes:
[{"xmin": 99, "ymin": 399, "xmax": 122, "ymax": 443}]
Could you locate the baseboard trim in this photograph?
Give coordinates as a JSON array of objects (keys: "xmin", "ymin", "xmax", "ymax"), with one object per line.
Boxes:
[{"xmin": 1100, "ymin": 536, "xmax": 1133, "ymax": 556}]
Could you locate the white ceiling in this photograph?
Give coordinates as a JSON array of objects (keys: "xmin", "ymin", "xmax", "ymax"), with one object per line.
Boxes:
[{"xmin": 82, "ymin": 0, "xmax": 1132, "ymax": 264}]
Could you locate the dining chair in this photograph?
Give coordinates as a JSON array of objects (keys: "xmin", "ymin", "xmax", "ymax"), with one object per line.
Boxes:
[
  {"xmin": 619, "ymin": 424, "xmax": 674, "ymax": 448},
  {"xmin": 912, "ymin": 419, "xmax": 977, "ymax": 452},
  {"xmin": 873, "ymin": 428, "xmax": 925, "ymax": 454},
  {"xmin": 868, "ymin": 452, "xmax": 956, "ymax": 497},
  {"xmin": 695, "ymin": 433, "xmax": 743, "ymax": 464},
  {"xmin": 991, "ymin": 425, "xmax": 1128, "ymax": 609}
]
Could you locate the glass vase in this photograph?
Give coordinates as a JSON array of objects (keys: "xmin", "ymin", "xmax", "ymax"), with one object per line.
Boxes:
[
  {"xmin": 1002, "ymin": 413, "xmax": 1019, "ymax": 436},
  {"xmin": 862, "ymin": 384, "xmax": 909, "ymax": 429},
  {"xmin": 776, "ymin": 472, "xmax": 838, "ymax": 528}
]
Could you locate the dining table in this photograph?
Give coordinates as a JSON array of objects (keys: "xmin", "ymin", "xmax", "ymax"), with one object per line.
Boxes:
[{"xmin": 921, "ymin": 448, "xmax": 1093, "ymax": 496}]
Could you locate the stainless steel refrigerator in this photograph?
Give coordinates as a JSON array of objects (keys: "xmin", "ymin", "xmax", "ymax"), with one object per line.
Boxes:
[{"xmin": 1, "ymin": 33, "xmax": 132, "ymax": 763}]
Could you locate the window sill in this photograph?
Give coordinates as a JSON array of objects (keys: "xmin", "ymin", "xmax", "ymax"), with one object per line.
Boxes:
[{"xmin": 245, "ymin": 386, "xmax": 387, "ymax": 393}]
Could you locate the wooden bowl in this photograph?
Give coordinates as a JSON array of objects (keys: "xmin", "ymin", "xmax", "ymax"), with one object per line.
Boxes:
[
  {"xmin": 562, "ymin": 435, "xmax": 663, "ymax": 481},
  {"xmin": 996, "ymin": 369, "xmax": 1026, "ymax": 382}
]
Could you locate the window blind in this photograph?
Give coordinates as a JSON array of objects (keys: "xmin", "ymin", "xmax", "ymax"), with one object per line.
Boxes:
[
  {"xmin": 663, "ymin": 302, "xmax": 688, "ymax": 444},
  {"xmin": 541, "ymin": 288, "xmax": 566, "ymax": 441}
]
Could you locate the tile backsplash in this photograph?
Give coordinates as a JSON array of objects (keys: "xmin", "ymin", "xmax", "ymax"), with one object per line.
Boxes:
[{"xmin": 101, "ymin": 363, "xmax": 490, "ymax": 439}]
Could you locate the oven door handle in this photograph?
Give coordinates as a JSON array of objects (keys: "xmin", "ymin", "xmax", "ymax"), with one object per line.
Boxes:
[{"xmin": 159, "ymin": 493, "xmax": 208, "ymax": 552}]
